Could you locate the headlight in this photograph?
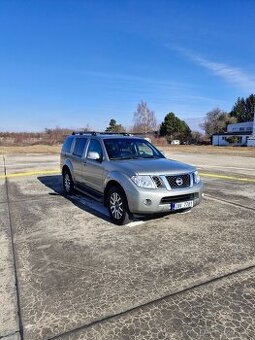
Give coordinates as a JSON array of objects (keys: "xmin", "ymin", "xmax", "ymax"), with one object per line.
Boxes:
[
  {"xmin": 193, "ymin": 170, "xmax": 201, "ymax": 184},
  {"xmin": 131, "ymin": 175, "xmax": 156, "ymax": 189}
]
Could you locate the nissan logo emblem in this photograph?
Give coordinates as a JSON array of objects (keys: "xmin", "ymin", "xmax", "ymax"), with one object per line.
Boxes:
[{"xmin": 176, "ymin": 177, "xmax": 183, "ymax": 186}]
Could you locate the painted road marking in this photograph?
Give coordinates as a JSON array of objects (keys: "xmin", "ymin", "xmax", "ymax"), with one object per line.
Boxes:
[
  {"xmin": 73, "ymin": 195, "xmax": 145, "ymax": 227},
  {"xmin": 1, "ymin": 162, "xmax": 254, "ymax": 172},
  {"xmin": 0, "ymin": 169, "xmax": 60, "ymax": 179},
  {"xmin": 127, "ymin": 221, "xmax": 145, "ymax": 227},
  {"xmin": 200, "ymin": 172, "xmax": 255, "ymax": 183},
  {"xmin": 0, "ymin": 169, "xmax": 255, "ymax": 183},
  {"xmin": 197, "ymin": 165, "xmax": 255, "ymax": 171},
  {"xmin": 0, "ymin": 161, "xmax": 59, "ymax": 168}
]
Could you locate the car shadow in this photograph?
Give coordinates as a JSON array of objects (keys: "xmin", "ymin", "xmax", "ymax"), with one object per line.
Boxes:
[
  {"xmin": 37, "ymin": 175, "xmax": 181, "ymax": 226},
  {"xmin": 37, "ymin": 175, "xmax": 112, "ymax": 224}
]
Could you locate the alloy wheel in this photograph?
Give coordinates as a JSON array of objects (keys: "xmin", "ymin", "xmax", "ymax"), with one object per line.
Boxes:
[
  {"xmin": 64, "ymin": 172, "xmax": 71, "ymax": 193},
  {"xmin": 109, "ymin": 192, "xmax": 123, "ymax": 220}
]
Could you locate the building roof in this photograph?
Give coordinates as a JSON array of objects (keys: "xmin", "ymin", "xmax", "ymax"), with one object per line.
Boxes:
[{"xmin": 213, "ymin": 131, "xmax": 252, "ymax": 136}]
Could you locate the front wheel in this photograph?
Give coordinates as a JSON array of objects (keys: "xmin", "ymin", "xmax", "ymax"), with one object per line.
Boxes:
[
  {"xmin": 63, "ymin": 170, "xmax": 74, "ymax": 195},
  {"xmin": 107, "ymin": 186, "xmax": 130, "ymax": 225}
]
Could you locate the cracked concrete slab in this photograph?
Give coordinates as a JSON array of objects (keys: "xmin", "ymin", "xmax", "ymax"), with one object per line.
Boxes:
[
  {"xmin": 9, "ymin": 181, "xmax": 255, "ymax": 339},
  {"xmin": 0, "ymin": 204, "xmax": 20, "ymax": 338},
  {"xmin": 3, "ymin": 154, "xmax": 59, "ymax": 175},
  {"xmin": 204, "ymin": 179, "xmax": 255, "ymax": 209},
  {"xmin": 0, "ymin": 155, "xmax": 7, "ymax": 203},
  {"xmin": 164, "ymin": 152, "xmax": 255, "ymax": 177},
  {"xmin": 7, "ymin": 175, "xmax": 62, "ymax": 202},
  {"xmin": 56, "ymin": 267, "xmax": 255, "ymax": 340},
  {"xmin": 0, "ymin": 179, "xmax": 7, "ymax": 204},
  {"xmin": 1, "ymin": 153, "xmax": 255, "ymax": 339},
  {"xmin": 1, "ymin": 333, "xmax": 21, "ymax": 340},
  {"xmin": 0, "ymin": 155, "xmax": 5, "ymax": 174}
]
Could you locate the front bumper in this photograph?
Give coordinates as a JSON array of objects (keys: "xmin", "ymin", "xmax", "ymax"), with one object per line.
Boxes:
[{"xmin": 125, "ymin": 181, "xmax": 204, "ymax": 214}]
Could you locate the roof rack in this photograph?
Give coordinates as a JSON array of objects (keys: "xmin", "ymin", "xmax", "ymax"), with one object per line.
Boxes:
[
  {"xmin": 71, "ymin": 131, "xmax": 132, "ymax": 136},
  {"xmin": 72, "ymin": 131, "xmax": 97, "ymax": 136}
]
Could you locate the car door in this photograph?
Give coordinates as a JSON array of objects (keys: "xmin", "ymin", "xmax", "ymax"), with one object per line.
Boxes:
[
  {"xmin": 80, "ymin": 138, "xmax": 105, "ymax": 194},
  {"xmin": 71, "ymin": 137, "xmax": 88, "ymax": 184}
]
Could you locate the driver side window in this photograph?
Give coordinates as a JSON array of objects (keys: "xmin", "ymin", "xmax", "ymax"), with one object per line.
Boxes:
[
  {"xmin": 87, "ymin": 139, "xmax": 103, "ymax": 160},
  {"xmin": 137, "ymin": 142, "xmax": 154, "ymax": 157}
]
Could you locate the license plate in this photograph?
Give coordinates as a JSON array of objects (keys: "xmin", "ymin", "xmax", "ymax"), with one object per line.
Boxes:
[{"xmin": 171, "ymin": 200, "xmax": 193, "ymax": 210}]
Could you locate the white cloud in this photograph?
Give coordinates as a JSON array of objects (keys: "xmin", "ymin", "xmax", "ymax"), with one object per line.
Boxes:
[
  {"xmin": 175, "ymin": 47, "xmax": 255, "ymax": 92},
  {"xmin": 80, "ymin": 69, "xmax": 192, "ymax": 90}
]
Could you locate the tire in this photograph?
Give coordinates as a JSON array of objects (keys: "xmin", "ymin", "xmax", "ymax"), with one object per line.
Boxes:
[
  {"xmin": 63, "ymin": 169, "xmax": 74, "ymax": 195},
  {"xmin": 107, "ymin": 186, "xmax": 130, "ymax": 225}
]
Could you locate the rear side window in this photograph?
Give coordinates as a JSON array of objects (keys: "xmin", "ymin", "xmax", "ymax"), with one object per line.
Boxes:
[
  {"xmin": 73, "ymin": 138, "xmax": 87, "ymax": 157},
  {"xmin": 62, "ymin": 137, "xmax": 74, "ymax": 154}
]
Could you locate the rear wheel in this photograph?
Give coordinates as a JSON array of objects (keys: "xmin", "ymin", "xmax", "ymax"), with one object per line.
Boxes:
[
  {"xmin": 63, "ymin": 169, "xmax": 74, "ymax": 195},
  {"xmin": 107, "ymin": 186, "xmax": 130, "ymax": 225}
]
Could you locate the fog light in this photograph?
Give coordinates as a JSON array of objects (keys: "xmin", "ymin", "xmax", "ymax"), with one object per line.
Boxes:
[{"xmin": 144, "ymin": 199, "xmax": 152, "ymax": 206}]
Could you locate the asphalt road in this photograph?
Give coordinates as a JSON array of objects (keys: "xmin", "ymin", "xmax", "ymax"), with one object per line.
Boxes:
[{"xmin": 0, "ymin": 151, "xmax": 254, "ymax": 340}]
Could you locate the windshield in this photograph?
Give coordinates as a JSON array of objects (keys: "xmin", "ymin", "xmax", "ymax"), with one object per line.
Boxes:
[{"xmin": 104, "ymin": 138, "xmax": 164, "ymax": 160}]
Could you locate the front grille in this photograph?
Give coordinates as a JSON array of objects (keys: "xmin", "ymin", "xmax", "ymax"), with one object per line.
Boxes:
[
  {"xmin": 152, "ymin": 176, "xmax": 163, "ymax": 188},
  {"xmin": 166, "ymin": 174, "xmax": 190, "ymax": 189},
  {"xmin": 160, "ymin": 193, "xmax": 194, "ymax": 204}
]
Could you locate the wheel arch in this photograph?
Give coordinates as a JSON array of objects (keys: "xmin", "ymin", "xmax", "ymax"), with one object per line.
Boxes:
[
  {"xmin": 104, "ymin": 180, "xmax": 129, "ymax": 211},
  {"xmin": 62, "ymin": 159, "xmax": 74, "ymax": 176},
  {"xmin": 62, "ymin": 164, "xmax": 70, "ymax": 174}
]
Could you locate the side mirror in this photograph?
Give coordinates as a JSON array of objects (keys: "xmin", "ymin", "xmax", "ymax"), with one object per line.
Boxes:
[{"xmin": 87, "ymin": 151, "xmax": 101, "ymax": 161}]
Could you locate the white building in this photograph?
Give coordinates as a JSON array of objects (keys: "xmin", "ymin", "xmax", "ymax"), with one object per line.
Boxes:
[
  {"xmin": 247, "ymin": 135, "xmax": 255, "ymax": 146},
  {"xmin": 212, "ymin": 120, "xmax": 255, "ymax": 146}
]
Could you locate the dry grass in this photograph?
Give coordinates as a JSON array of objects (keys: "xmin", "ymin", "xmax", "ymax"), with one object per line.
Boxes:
[
  {"xmin": 159, "ymin": 145, "xmax": 255, "ymax": 157},
  {"xmin": 0, "ymin": 145, "xmax": 61, "ymax": 154},
  {"xmin": 0, "ymin": 144, "xmax": 254, "ymax": 157}
]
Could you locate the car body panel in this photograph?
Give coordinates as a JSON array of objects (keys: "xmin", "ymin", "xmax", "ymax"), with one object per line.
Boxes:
[
  {"xmin": 81, "ymin": 159, "xmax": 106, "ymax": 193},
  {"xmin": 103, "ymin": 158, "xmax": 195, "ymax": 176},
  {"xmin": 60, "ymin": 134, "xmax": 203, "ymax": 216}
]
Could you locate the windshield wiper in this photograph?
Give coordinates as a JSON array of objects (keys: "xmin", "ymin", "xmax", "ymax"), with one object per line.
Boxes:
[
  {"xmin": 110, "ymin": 155, "xmax": 161, "ymax": 160},
  {"xmin": 140, "ymin": 155, "xmax": 161, "ymax": 159},
  {"xmin": 110, "ymin": 156, "xmax": 139, "ymax": 160}
]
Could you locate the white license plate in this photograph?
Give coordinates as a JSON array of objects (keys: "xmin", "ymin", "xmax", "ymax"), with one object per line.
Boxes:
[{"xmin": 171, "ymin": 200, "xmax": 193, "ymax": 210}]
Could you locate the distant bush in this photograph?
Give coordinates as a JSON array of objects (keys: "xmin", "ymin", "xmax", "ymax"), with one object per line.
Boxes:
[
  {"xmin": 152, "ymin": 136, "xmax": 168, "ymax": 146},
  {"xmin": 226, "ymin": 136, "xmax": 240, "ymax": 144},
  {"xmin": 0, "ymin": 128, "xmax": 73, "ymax": 146}
]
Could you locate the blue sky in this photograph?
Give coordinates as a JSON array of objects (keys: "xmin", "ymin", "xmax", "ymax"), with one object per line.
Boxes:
[{"xmin": 0, "ymin": 0, "xmax": 255, "ymax": 132}]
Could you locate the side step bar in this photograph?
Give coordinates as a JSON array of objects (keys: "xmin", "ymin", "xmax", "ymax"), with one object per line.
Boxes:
[{"xmin": 74, "ymin": 185, "xmax": 104, "ymax": 203}]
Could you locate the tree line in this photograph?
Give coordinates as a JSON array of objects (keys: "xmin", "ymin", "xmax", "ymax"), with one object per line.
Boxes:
[
  {"xmin": 1, "ymin": 94, "xmax": 254, "ymax": 146},
  {"xmin": 106, "ymin": 100, "xmax": 192, "ymax": 144},
  {"xmin": 201, "ymin": 94, "xmax": 255, "ymax": 136},
  {"xmin": 106, "ymin": 94, "xmax": 255, "ymax": 144}
]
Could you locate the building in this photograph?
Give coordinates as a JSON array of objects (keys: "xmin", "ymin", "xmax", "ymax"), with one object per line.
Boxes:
[
  {"xmin": 212, "ymin": 120, "xmax": 255, "ymax": 146},
  {"xmin": 247, "ymin": 135, "xmax": 255, "ymax": 147}
]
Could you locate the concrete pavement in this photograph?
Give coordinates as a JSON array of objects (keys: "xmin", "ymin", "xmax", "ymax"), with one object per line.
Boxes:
[
  {"xmin": 0, "ymin": 152, "xmax": 254, "ymax": 339},
  {"xmin": 0, "ymin": 156, "xmax": 20, "ymax": 340}
]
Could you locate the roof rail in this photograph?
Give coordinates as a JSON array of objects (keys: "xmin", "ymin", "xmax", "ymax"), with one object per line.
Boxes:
[
  {"xmin": 71, "ymin": 131, "xmax": 97, "ymax": 136},
  {"xmin": 71, "ymin": 131, "xmax": 132, "ymax": 136},
  {"xmin": 71, "ymin": 130, "xmax": 158, "ymax": 136},
  {"xmin": 100, "ymin": 132, "xmax": 132, "ymax": 136}
]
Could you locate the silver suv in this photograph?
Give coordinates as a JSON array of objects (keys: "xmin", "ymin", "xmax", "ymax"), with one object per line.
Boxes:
[{"xmin": 60, "ymin": 132, "xmax": 203, "ymax": 225}]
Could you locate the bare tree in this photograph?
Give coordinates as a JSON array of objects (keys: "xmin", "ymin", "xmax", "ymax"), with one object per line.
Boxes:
[
  {"xmin": 133, "ymin": 101, "xmax": 157, "ymax": 133},
  {"xmin": 190, "ymin": 130, "xmax": 204, "ymax": 144},
  {"xmin": 200, "ymin": 108, "xmax": 237, "ymax": 137}
]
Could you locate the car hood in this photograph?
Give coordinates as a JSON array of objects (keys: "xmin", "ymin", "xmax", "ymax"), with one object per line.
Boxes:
[{"xmin": 108, "ymin": 157, "xmax": 196, "ymax": 176}]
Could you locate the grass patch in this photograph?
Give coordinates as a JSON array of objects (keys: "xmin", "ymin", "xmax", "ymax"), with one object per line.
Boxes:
[
  {"xmin": 0, "ymin": 145, "xmax": 61, "ymax": 154},
  {"xmin": 0, "ymin": 144, "xmax": 254, "ymax": 157}
]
